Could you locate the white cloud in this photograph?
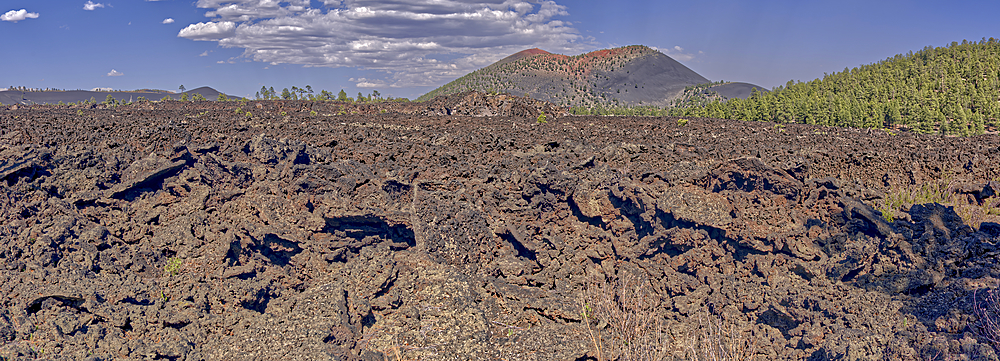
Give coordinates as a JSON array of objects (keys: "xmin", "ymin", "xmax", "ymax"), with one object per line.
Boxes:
[
  {"xmin": 83, "ymin": 1, "xmax": 105, "ymax": 11},
  {"xmin": 199, "ymin": 50, "xmax": 210, "ymax": 56},
  {"xmin": 1, "ymin": 9, "xmax": 40, "ymax": 22},
  {"xmin": 349, "ymin": 77, "xmax": 387, "ymax": 88},
  {"xmin": 107, "ymin": 69, "xmax": 124, "ymax": 76},
  {"xmin": 178, "ymin": 21, "xmax": 236, "ymax": 40},
  {"xmin": 654, "ymin": 45, "xmax": 698, "ymax": 62},
  {"xmin": 176, "ymin": 1, "xmax": 588, "ymax": 88},
  {"xmin": 163, "ymin": 18, "xmax": 175, "ymax": 24}
]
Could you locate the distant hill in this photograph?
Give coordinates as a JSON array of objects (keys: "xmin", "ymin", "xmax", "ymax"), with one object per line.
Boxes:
[
  {"xmin": 419, "ymin": 45, "xmax": 720, "ymax": 107},
  {"xmin": 671, "ymin": 39, "xmax": 1000, "ymax": 135},
  {"xmin": 0, "ymin": 86, "xmax": 238, "ymax": 105},
  {"xmin": 705, "ymin": 82, "xmax": 769, "ymax": 100}
]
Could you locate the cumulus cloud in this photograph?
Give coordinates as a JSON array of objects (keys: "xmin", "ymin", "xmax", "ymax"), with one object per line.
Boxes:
[
  {"xmin": 178, "ymin": 21, "xmax": 236, "ymax": 40},
  {"xmin": 1, "ymin": 9, "xmax": 40, "ymax": 22},
  {"xmin": 83, "ymin": 1, "xmax": 105, "ymax": 10},
  {"xmin": 107, "ymin": 69, "xmax": 124, "ymax": 76},
  {"xmin": 177, "ymin": 0, "xmax": 588, "ymax": 88},
  {"xmin": 163, "ymin": 18, "xmax": 175, "ymax": 24},
  {"xmin": 199, "ymin": 50, "xmax": 210, "ymax": 56}
]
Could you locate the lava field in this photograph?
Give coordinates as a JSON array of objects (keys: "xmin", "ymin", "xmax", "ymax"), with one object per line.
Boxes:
[{"xmin": 2, "ymin": 95, "xmax": 1000, "ymax": 360}]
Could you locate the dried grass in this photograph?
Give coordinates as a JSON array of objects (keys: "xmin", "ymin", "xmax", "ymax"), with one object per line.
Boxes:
[
  {"xmin": 685, "ymin": 308, "xmax": 758, "ymax": 361},
  {"xmin": 974, "ymin": 288, "xmax": 1000, "ymax": 349},
  {"xmin": 582, "ymin": 273, "xmax": 758, "ymax": 361}
]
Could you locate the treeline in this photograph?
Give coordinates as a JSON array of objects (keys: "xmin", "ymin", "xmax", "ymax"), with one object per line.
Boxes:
[
  {"xmin": 254, "ymin": 85, "xmax": 409, "ymax": 103},
  {"xmin": 672, "ymin": 39, "xmax": 1000, "ymax": 135}
]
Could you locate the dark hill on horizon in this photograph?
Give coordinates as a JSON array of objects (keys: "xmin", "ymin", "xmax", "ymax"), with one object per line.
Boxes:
[
  {"xmin": 705, "ymin": 82, "xmax": 770, "ymax": 100},
  {"xmin": 419, "ymin": 45, "xmax": 753, "ymax": 107},
  {"xmin": 0, "ymin": 86, "xmax": 238, "ymax": 105}
]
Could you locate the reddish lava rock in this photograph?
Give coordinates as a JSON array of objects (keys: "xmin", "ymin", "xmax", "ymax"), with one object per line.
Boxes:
[{"xmin": 1, "ymin": 97, "xmax": 1000, "ymax": 360}]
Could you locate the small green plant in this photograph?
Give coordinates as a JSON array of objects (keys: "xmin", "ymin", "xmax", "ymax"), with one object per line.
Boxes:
[
  {"xmin": 677, "ymin": 118, "xmax": 689, "ymax": 126},
  {"xmin": 161, "ymin": 96, "xmax": 172, "ymax": 102},
  {"xmin": 280, "ymin": 111, "xmax": 287, "ymax": 116},
  {"xmin": 310, "ymin": 110, "xmax": 317, "ymax": 116},
  {"xmin": 537, "ymin": 111, "xmax": 548, "ymax": 124},
  {"xmin": 77, "ymin": 109, "xmax": 83, "ymax": 116},
  {"xmin": 180, "ymin": 93, "xmax": 189, "ymax": 102},
  {"xmin": 877, "ymin": 203, "xmax": 896, "ymax": 223},
  {"xmin": 235, "ymin": 107, "xmax": 242, "ymax": 114},
  {"xmin": 164, "ymin": 257, "xmax": 182, "ymax": 276},
  {"xmin": 581, "ymin": 301, "xmax": 604, "ymax": 361},
  {"xmin": 245, "ymin": 111, "xmax": 252, "ymax": 117}
]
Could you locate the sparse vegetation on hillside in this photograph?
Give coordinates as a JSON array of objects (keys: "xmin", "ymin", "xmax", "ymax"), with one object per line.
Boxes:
[{"xmin": 418, "ymin": 45, "xmax": 675, "ymax": 106}]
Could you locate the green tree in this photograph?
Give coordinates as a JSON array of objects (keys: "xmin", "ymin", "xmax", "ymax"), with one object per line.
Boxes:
[
  {"xmin": 180, "ymin": 93, "xmax": 189, "ymax": 102},
  {"xmin": 179, "ymin": 85, "xmax": 186, "ymax": 92},
  {"xmin": 337, "ymin": 89, "xmax": 349, "ymax": 102},
  {"xmin": 281, "ymin": 88, "xmax": 292, "ymax": 100},
  {"xmin": 973, "ymin": 112, "xmax": 986, "ymax": 135}
]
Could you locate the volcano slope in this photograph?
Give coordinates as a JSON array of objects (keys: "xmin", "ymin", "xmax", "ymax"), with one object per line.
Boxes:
[{"xmin": 2, "ymin": 98, "xmax": 1000, "ymax": 360}]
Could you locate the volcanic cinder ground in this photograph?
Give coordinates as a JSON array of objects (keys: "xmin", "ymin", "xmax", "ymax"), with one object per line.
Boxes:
[{"xmin": 2, "ymin": 94, "xmax": 1000, "ymax": 360}]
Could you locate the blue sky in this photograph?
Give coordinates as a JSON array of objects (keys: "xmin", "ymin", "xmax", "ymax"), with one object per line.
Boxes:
[{"xmin": 2, "ymin": 0, "xmax": 998, "ymax": 100}]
